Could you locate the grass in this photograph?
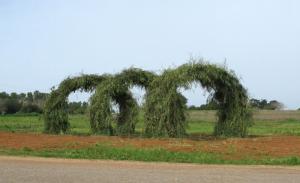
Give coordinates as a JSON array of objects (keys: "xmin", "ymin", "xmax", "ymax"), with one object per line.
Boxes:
[
  {"xmin": 1, "ymin": 111, "xmax": 300, "ymax": 136},
  {"xmin": 1, "ymin": 110, "xmax": 300, "ymax": 165},
  {"xmin": 1, "ymin": 143, "xmax": 300, "ymax": 165}
]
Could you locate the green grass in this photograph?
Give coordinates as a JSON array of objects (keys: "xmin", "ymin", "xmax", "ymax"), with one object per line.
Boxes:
[
  {"xmin": 249, "ymin": 120, "xmax": 300, "ymax": 136},
  {"xmin": 1, "ymin": 111, "xmax": 300, "ymax": 165},
  {"xmin": 1, "ymin": 112, "xmax": 300, "ymax": 136},
  {"xmin": 1, "ymin": 143, "xmax": 300, "ymax": 165}
]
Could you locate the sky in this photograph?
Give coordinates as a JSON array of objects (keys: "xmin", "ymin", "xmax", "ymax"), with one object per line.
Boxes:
[{"xmin": 0, "ymin": 0, "xmax": 300, "ymax": 109}]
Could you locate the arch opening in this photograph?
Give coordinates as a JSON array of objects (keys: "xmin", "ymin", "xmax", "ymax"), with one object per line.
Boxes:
[
  {"xmin": 144, "ymin": 61, "xmax": 252, "ymax": 137},
  {"xmin": 89, "ymin": 68, "xmax": 156, "ymax": 135},
  {"xmin": 44, "ymin": 61, "xmax": 252, "ymax": 138},
  {"xmin": 43, "ymin": 74, "xmax": 109, "ymax": 134}
]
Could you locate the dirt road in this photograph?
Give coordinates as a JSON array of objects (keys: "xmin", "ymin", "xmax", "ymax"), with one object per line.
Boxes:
[{"xmin": 0, "ymin": 156, "xmax": 299, "ymax": 183}]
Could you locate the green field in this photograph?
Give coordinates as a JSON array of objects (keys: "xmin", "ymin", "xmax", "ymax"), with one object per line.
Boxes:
[
  {"xmin": 1, "ymin": 110, "xmax": 300, "ymax": 165},
  {"xmin": 1, "ymin": 110, "xmax": 300, "ymax": 136}
]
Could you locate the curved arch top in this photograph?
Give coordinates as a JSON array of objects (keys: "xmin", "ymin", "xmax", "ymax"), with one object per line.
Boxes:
[
  {"xmin": 44, "ymin": 61, "xmax": 252, "ymax": 137},
  {"xmin": 144, "ymin": 61, "xmax": 252, "ymax": 137},
  {"xmin": 44, "ymin": 74, "xmax": 109, "ymax": 134}
]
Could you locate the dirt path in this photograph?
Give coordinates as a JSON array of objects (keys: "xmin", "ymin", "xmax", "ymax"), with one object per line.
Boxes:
[
  {"xmin": 0, "ymin": 156, "xmax": 300, "ymax": 183},
  {"xmin": 1, "ymin": 132, "xmax": 300, "ymax": 159}
]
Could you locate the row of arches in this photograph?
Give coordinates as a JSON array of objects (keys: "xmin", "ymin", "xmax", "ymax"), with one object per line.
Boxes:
[{"xmin": 44, "ymin": 61, "xmax": 252, "ymax": 137}]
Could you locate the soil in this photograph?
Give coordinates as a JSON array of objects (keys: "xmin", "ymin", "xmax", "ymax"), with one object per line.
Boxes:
[{"xmin": 1, "ymin": 132, "xmax": 300, "ymax": 160}]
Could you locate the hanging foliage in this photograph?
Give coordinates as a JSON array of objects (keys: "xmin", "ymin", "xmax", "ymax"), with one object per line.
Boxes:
[
  {"xmin": 43, "ymin": 74, "xmax": 109, "ymax": 134},
  {"xmin": 89, "ymin": 68, "xmax": 156, "ymax": 135},
  {"xmin": 144, "ymin": 60, "xmax": 252, "ymax": 137},
  {"xmin": 44, "ymin": 60, "xmax": 252, "ymax": 138}
]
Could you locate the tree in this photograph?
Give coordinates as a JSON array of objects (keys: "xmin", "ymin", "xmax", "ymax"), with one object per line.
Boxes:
[
  {"xmin": 26, "ymin": 92, "xmax": 34, "ymax": 102},
  {"xmin": 4, "ymin": 99, "xmax": 22, "ymax": 114},
  {"xmin": 0, "ymin": 91, "xmax": 49, "ymax": 114},
  {"xmin": 250, "ymin": 98, "xmax": 284, "ymax": 110},
  {"xmin": 267, "ymin": 100, "xmax": 284, "ymax": 110}
]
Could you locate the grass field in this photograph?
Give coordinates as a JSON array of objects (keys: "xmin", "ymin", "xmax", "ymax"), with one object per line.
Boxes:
[
  {"xmin": 1, "ymin": 110, "xmax": 300, "ymax": 165},
  {"xmin": 1, "ymin": 110, "xmax": 300, "ymax": 136}
]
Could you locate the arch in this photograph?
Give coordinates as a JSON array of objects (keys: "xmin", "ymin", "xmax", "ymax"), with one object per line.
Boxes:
[
  {"xmin": 89, "ymin": 68, "xmax": 156, "ymax": 135},
  {"xmin": 44, "ymin": 61, "xmax": 252, "ymax": 137},
  {"xmin": 144, "ymin": 61, "xmax": 252, "ymax": 137},
  {"xmin": 43, "ymin": 74, "xmax": 109, "ymax": 134}
]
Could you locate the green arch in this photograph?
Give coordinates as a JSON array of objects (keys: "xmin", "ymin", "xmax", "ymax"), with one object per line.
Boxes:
[
  {"xmin": 44, "ymin": 61, "xmax": 252, "ymax": 137},
  {"xmin": 144, "ymin": 61, "xmax": 252, "ymax": 137},
  {"xmin": 89, "ymin": 68, "xmax": 157, "ymax": 135},
  {"xmin": 43, "ymin": 74, "xmax": 109, "ymax": 134}
]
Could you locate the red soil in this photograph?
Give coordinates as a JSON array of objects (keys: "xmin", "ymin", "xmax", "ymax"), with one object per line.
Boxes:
[{"xmin": 1, "ymin": 132, "xmax": 300, "ymax": 159}]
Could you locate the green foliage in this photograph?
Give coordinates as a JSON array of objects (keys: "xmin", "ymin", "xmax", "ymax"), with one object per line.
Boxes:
[
  {"xmin": 0, "ymin": 91, "xmax": 47, "ymax": 115},
  {"xmin": 89, "ymin": 68, "xmax": 156, "ymax": 135},
  {"xmin": 144, "ymin": 60, "xmax": 252, "ymax": 137},
  {"xmin": 188, "ymin": 100, "xmax": 219, "ymax": 110},
  {"xmin": 2, "ymin": 142, "xmax": 300, "ymax": 165},
  {"xmin": 68, "ymin": 102, "xmax": 88, "ymax": 114},
  {"xmin": 44, "ymin": 61, "xmax": 252, "ymax": 137},
  {"xmin": 43, "ymin": 74, "xmax": 108, "ymax": 134},
  {"xmin": 250, "ymin": 98, "xmax": 284, "ymax": 110}
]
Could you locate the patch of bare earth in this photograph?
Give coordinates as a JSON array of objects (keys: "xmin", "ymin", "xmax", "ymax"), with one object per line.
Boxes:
[{"xmin": 1, "ymin": 132, "xmax": 300, "ymax": 160}]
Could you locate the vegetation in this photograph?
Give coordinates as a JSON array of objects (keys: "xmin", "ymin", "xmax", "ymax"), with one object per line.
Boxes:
[
  {"xmin": 44, "ymin": 60, "xmax": 252, "ymax": 138},
  {"xmin": 188, "ymin": 100, "xmax": 219, "ymax": 110},
  {"xmin": 190, "ymin": 98, "xmax": 284, "ymax": 111},
  {"xmin": 2, "ymin": 110, "xmax": 300, "ymax": 136},
  {"xmin": 249, "ymin": 98, "xmax": 284, "ymax": 110},
  {"xmin": 0, "ymin": 91, "xmax": 48, "ymax": 115},
  {"xmin": 89, "ymin": 68, "xmax": 156, "ymax": 135},
  {"xmin": 1, "ymin": 111, "xmax": 300, "ymax": 165},
  {"xmin": 1, "ymin": 142, "xmax": 300, "ymax": 165},
  {"xmin": 144, "ymin": 61, "xmax": 252, "ymax": 137},
  {"xmin": 43, "ymin": 74, "xmax": 108, "ymax": 134}
]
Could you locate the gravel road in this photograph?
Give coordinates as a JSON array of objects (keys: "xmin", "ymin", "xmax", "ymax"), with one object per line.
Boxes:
[{"xmin": 0, "ymin": 156, "xmax": 300, "ymax": 183}]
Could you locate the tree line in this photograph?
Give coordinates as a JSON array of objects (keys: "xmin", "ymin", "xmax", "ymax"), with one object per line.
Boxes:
[
  {"xmin": 0, "ymin": 91, "xmax": 88, "ymax": 115},
  {"xmin": 188, "ymin": 98, "xmax": 285, "ymax": 110}
]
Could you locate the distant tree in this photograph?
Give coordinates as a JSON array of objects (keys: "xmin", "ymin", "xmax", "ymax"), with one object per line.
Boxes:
[
  {"xmin": 188, "ymin": 105, "xmax": 199, "ymax": 110},
  {"xmin": 68, "ymin": 101, "xmax": 88, "ymax": 114},
  {"xmin": 4, "ymin": 99, "xmax": 22, "ymax": 114},
  {"xmin": 267, "ymin": 100, "xmax": 284, "ymax": 110},
  {"xmin": 0, "ymin": 91, "xmax": 49, "ymax": 115},
  {"xmin": 250, "ymin": 98, "xmax": 284, "ymax": 110},
  {"xmin": 20, "ymin": 103, "xmax": 42, "ymax": 113},
  {"xmin": 188, "ymin": 99, "xmax": 219, "ymax": 110},
  {"xmin": 0, "ymin": 92, "xmax": 9, "ymax": 99},
  {"xmin": 26, "ymin": 92, "xmax": 34, "ymax": 102}
]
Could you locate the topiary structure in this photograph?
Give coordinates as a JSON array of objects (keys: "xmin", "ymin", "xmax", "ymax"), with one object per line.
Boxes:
[
  {"xmin": 89, "ymin": 68, "xmax": 156, "ymax": 135},
  {"xmin": 44, "ymin": 74, "xmax": 109, "ymax": 134},
  {"xmin": 144, "ymin": 60, "xmax": 252, "ymax": 137},
  {"xmin": 44, "ymin": 60, "xmax": 252, "ymax": 138}
]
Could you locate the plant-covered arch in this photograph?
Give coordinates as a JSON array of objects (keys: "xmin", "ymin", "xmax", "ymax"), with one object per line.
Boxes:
[
  {"xmin": 89, "ymin": 68, "xmax": 156, "ymax": 135},
  {"xmin": 44, "ymin": 74, "xmax": 109, "ymax": 134},
  {"xmin": 144, "ymin": 61, "xmax": 252, "ymax": 137},
  {"xmin": 44, "ymin": 61, "xmax": 252, "ymax": 137}
]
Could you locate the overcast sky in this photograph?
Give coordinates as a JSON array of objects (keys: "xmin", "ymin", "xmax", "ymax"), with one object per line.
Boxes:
[{"xmin": 0, "ymin": 0, "xmax": 300, "ymax": 109}]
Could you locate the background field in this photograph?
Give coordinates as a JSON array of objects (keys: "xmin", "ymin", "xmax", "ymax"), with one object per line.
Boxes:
[{"xmin": 1, "ymin": 110, "xmax": 300, "ymax": 137}]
